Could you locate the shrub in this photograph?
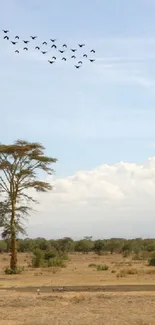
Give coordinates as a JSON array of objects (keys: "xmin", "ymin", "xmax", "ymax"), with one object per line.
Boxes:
[
  {"xmin": 44, "ymin": 249, "xmax": 57, "ymax": 260},
  {"xmin": 4, "ymin": 266, "xmax": 24, "ymax": 274},
  {"xmin": 48, "ymin": 257, "xmax": 66, "ymax": 268},
  {"xmin": 148, "ymin": 255, "xmax": 155, "ymax": 266},
  {"xmin": 88, "ymin": 263, "xmax": 97, "ymax": 268},
  {"xmin": 32, "ymin": 248, "xmax": 46, "ymax": 268},
  {"xmin": 32, "ymin": 248, "xmax": 68, "ymax": 268},
  {"xmin": 96, "ymin": 264, "xmax": 109, "ymax": 271},
  {"xmin": 59, "ymin": 253, "xmax": 68, "ymax": 260}
]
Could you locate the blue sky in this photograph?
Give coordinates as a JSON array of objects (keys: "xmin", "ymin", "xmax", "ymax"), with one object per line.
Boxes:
[
  {"xmin": 1, "ymin": 0, "xmax": 155, "ymax": 178},
  {"xmin": 2, "ymin": 1, "xmax": 155, "ymax": 238}
]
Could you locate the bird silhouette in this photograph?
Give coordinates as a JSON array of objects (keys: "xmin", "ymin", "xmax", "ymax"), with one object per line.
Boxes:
[
  {"xmin": 42, "ymin": 41, "xmax": 47, "ymax": 45},
  {"xmin": 62, "ymin": 57, "xmax": 66, "ymax": 61},
  {"xmin": 35, "ymin": 46, "xmax": 40, "ymax": 50},
  {"xmin": 4, "ymin": 36, "xmax": 9, "ymax": 40},
  {"xmin": 23, "ymin": 40, "xmax": 29, "ymax": 44},
  {"xmin": 75, "ymin": 65, "xmax": 81, "ymax": 69},
  {"xmin": 23, "ymin": 47, "xmax": 28, "ymax": 51},
  {"xmin": 59, "ymin": 50, "xmax": 65, "ymax": 53},
  {"xmin": 83, "ymin": 54, "xmax": 88, "ymax": 58},
  {"xmin": 78, "ymin": 61, "xmax": 83, "ymax": 64},
  {"xmin": 51, "ymin": 44, "xmax": 57, "ymax": 49},
  {"xmin": 62, "ymin": 44, "xmax": 67, "ymax": 48},
  {"xmin": 52, "ymin": 56, "xmax": 56, "ymax": 60},
  {"xmin": 78, "ymin": 44, "xmax": 85, "ymax": 48},
  {"xmin": 15, "ymin": 50, "xmax": 19, "ymax": 53},
  {"xmin": 15, "ymin": 36, "xmax": 19, "ymax": 39},
  {"xmin": 30, "ymin": 36, "xmax": 37, "ymax": 40},
  {"xmin": 71, "ymin": 55, "xmax": 76, "ymax": 59},
  {"xmin": 3, "ymin": 30, "xmax": 9, "ymax": 33},
  {"xmin": 90, "ymin": 49, "xmax": 95, "ymax": 53},
  {"xmin": 48, "ymin": 60, "xmax": 55, "ymax": 64},
  {"xmin": 89, "ymin": 59, "xmax": 95, "ymax": 62},
  {"xmin": 41, "ymin": 51, "xmax": 47, "ymax": 54},
  {"xmin": 71, "ymin": 49, "xmax": 77, "ymax": 52},
  {"xmin": 50, "ymin": 39, "xmax": 57, "ymax": 42},
  {"xmin": 11, "ymin": 41, "xmax": 17, "ymax": 45}
]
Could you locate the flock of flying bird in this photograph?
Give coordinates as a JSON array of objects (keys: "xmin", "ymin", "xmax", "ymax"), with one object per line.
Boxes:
[{"xmin": 2, "ymin": 29, "xmax": 96, "ymax": 69}]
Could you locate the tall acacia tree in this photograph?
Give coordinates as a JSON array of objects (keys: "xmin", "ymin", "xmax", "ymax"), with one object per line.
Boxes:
[{"xmin": 0, "ymin": 140, "xmax": 57, "ymax": 270}]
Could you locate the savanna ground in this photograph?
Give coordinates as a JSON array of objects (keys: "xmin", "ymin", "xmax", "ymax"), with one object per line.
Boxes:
[{"xmin": 1, "ymin": 253, "xmax": 155, "ymax": 324}]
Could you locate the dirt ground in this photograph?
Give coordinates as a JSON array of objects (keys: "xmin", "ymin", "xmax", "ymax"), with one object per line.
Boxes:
[
  {"xmin": 0, "ymin": 252, "xmax": 155, "ymax": 287},
  {"xmin": 1, "ymin": 253, "xmax": 155, "ymax": 324},
  {"xmin": 1, "ymin": 290, "xmax": 155, "ymax": 325}
]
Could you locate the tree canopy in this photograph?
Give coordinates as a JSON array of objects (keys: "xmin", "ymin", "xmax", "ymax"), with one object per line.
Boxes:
[{"xmin": 0, "ymin": 139, "xmax": 57, "ymax": 270}]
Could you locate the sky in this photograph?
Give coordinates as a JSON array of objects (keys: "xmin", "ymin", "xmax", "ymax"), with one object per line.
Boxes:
[{"xmin": 1, "ymin": 0, "xmax": 155, "ymax": 239}]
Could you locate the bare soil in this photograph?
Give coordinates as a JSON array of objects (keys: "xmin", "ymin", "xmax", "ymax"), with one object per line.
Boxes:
[{"xmin": 1, "ymin": 253, "xmax": 155, "ymax": 324}]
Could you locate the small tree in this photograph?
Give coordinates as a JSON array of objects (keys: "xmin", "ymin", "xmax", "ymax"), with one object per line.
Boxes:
[
  {"xmin": 0, "ymin": 140, "xmax": 57, "ymax": 271},
  {"xmin": 94, "ymin": 240, "xmax": 105, "ymax": 255}
]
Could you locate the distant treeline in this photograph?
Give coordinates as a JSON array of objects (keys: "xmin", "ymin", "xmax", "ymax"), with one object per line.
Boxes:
[{"xmin": 1, "ymin": 237, "xmax": 155, "ymax": 257}]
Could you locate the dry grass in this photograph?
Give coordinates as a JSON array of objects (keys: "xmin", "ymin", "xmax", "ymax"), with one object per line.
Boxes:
[
  {"xmin": 0, "ymin": 252, "xmax": 155, "ymax": 287},
  {"xmin": 0, "ymin": 291, "xmax": 155, "ymax": 324},
  {"xmin": 1, "ymin": 253, "xmax": 155, "ymax": 324}
]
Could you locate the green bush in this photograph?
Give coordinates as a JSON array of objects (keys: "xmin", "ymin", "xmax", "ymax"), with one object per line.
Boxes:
[
  {"xmin": 32, "ymin": 248, "xmax": 67, "ymax": 268},
  {"xmin": 4, "ymin": 266, "xmax": 24, "ymax": 274},
  {"xmin": 32, "ymin": 248, "xmax": 46, "ymax": 268},
  {"xmin": 59, "ymin": 253, "xmax": 68, "ymax": 260},
  {"xmin": 96, "ymin": 264, "xmax": 109, "ymax": 271},
  {"xmin": 44, "ymin": 249, "xmax": 57, "ymax": 260},
  {"xmin": 48, "ymin": 257, "xmax": 66, "ymax": 268},
  {"xmin": 148, "ymin": 255, "xmax": 155, "ymax": 266}
]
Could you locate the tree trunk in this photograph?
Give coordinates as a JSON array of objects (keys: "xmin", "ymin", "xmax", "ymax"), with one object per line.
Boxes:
[{"xmin": 10, "ymin": 200, "xmax": 17, "ymax": 270}]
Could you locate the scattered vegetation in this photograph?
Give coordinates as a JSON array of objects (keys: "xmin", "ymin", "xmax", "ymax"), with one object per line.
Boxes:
[
  {"xmin": 0, "ymin": 237, "xmax": 155, "ymax": 273},
  {"xmin": 4, "ymin": 266, "xmax": 24, "ymax": 274},
  {"xmin": 88, "ymin": 263, "xmax": 109, "ymax": 271},
  {"xmin": 96, "ymin": 264, "xmax": 109, "ymax": 271},
  {"xmin": 31, "ymin": 248, "xmax": 67, "ymax": 268},
  {"xmin": 148, "ymin": 255, "xmax": 155, "ymax": 266}
]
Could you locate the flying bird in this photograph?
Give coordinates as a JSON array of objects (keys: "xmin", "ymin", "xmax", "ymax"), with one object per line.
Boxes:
[
  {"xmin": 23, "ymin": 47, "xmax": 28, "ymax": 51},
  {"xmin": 42, "ymin": 41, "xmax": 47, "ymax": 45},
  {"xmin": 62, "ymin": 57, "xmax": 66, "ymax": 61},
  {"xmin": 59, "ymin": 50, "xmax": 65, "ymax": 53},
  {"xmin": 35, "ymin": 46, "xmax": 40, "ymax": 50},
  {"xmin": 11, "ymin": 41, "xmax": 17, "ymax": 45},
  {"xmin": 62, "ymin": 44, "xmax": 67, "ymax": 48},
  {"xmin": 50, "ymin": 39, "xmax": 57, "ymax": 42},
  {"xmin": 15, "ymin": 36, "xmax": 19, "ymax": 39},
  {"xmin": 52, "ymin": 56, "xmax": 56, "ymax": 60},
  {"xmin": 15, "ymin": 50, "xmax": 19, "ymax": 53},
  {"xmin": 78, "ymin": 61, "xmax": 83, "ymax": 64},
  {"xmin": 3, "ymin": 30, "xmax": 9, "ymax": 33},
  {"xmin": 23, "ymin": 40, "xmax": 29, "ymax": 44},
  {"xmin": 75, "ymin": 65, "xmax": 81, "ymax": 69},
  {"xmin": 83, "ymin": 54, "xmax": 88, "ymax": 58},
  {"xmin": 48, "ymin": 60, "xmax": 55, "ymax": 64},
  {"xmin": 3, "ymin": 36, "xmax": 9, "ymax": 40},
  {"xmin": 89, "ymin": 59, "xmax": 95, "ymax": 62},
  {"xmin": 41, "ymin": 51, "xmax": 47, "ymax": 54},
  {"xmin": 90, "ymin": 49, "xmax": 95, "ymax": 53},
  {"xmin": 71, "ymin": 49, "xmax": 77, "ymax": 52},
  {"xmin": 51, "ymin": 44, "xmax": 57, "ymax": 49},
  {"xmin": 30, "ymin": 36, "xmax": 37, "ymax": 40},
  {"xmin": 78, "ymin": 44, "xmax": 85, "ymax": 48}
]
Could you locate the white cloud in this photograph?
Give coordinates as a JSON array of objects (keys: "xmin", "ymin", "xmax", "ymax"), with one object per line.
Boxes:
[{"xmin": 27, "ymin": 157, "xmax": 155, "ymax": 239}]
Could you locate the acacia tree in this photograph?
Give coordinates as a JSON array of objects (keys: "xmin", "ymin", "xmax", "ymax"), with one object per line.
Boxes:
[{"xmin": 0, "ymin": 140, "xmax": 57, "ymax": 270}]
